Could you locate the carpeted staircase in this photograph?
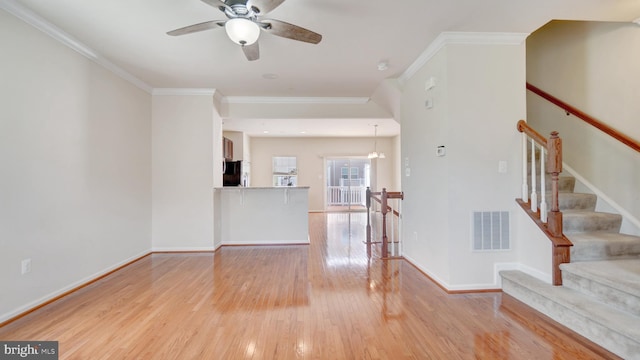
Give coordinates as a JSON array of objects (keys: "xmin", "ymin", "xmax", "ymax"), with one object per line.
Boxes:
[{"xmin": 501, "ymin": 171, "xmax": 640, "ymax": 359}]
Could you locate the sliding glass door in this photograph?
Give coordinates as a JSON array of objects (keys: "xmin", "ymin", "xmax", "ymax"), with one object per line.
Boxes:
[{"xmin": 326, "ymin": 158, "xmax": 370, "ymax": 211}]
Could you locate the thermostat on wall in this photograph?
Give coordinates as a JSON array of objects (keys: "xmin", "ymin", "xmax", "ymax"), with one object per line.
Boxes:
[{"xmin": 436, "ymin": 145, "xmax": 446, "ymax": 157}]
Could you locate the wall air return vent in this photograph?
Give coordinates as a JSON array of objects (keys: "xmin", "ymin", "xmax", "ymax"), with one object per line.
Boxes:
[{"xmin": 472, "ymin": 211, "xmax": 510, "ymax": 251}]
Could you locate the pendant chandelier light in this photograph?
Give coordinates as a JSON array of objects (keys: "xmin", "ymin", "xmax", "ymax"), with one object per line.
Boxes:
[{"xmin": 368, "ymin": 124, "xmax": 386, "ymax": 159}]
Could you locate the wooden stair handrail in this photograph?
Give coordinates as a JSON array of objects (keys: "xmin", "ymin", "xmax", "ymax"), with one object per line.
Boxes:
[
  {"xmin": 527, "ymin": 83, "xmax": 640, "ymax": 154},
  {"xmin": 517, "ymin": 120, "xmax": 547, "ymax": 147},
  {"xmin": 366, "ymin": 187, "xmax": 404, "ymax": 258},
  {"xmin": 369, "ymin": 192, "xmax": 401, "ymax": 217},
  {"xmin": 517, "ymin": 120, "xmax": 570, "ymax": 286}
]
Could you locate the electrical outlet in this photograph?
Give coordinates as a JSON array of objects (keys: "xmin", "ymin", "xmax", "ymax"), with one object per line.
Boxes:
[{"xmin": 21, "ymin": 259, "xmax": 31, "ymax": 275}]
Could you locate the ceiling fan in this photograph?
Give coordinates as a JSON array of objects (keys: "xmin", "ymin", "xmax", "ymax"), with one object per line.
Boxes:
[{"xmin": 167, "ymin": 0, "xmax": 322, "ymax": 61}]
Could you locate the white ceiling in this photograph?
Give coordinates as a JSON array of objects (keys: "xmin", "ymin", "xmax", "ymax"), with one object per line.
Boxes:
[{"xmin": 4, "ymin": 0, "xmax": 640, "ymax": 136}]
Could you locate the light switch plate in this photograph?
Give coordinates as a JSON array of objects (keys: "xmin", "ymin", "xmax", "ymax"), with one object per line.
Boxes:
[
  {"xmin": 498, "ymin": 161, "xmax": 508, "ymax": 173},
  {"xmin": 425, "ymin": 76, "xmax": 436, "ymax": 91}
]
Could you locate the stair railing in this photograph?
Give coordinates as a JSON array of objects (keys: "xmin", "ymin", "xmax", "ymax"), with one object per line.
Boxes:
[
  {"xmin": 527, "ymin": 83, "xmax": 640, "ymax": 154},
  {"xmin": 516, "ymin": 120, "xmax": 572, "ymax": 285},
  {"xmin": 366, "ymin": 187, "xmax": 404, "ymax": 259},
  {"xmin": 522, "ymin": 84, "xmax": 640, "ymax": 286}
]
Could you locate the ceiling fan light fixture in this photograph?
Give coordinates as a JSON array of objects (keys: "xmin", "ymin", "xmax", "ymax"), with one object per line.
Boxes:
[{"xmin": 225, "ymin": 18, "xmax": 260, "ymax": 45}]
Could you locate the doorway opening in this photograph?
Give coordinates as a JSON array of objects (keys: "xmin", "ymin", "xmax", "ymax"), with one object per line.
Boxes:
[{"xmin": 325, "ymin": 158, "xmax": 370, "ymax": 212}]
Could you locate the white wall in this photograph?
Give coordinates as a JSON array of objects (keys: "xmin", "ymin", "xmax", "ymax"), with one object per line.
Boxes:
[
  {"xmin": 400, "ymin": 38, "xmax": 529, "ymax": 289},
  {"xmin": 223, "ymin": 101, "xmax": 391, "ymax": 121},
  {"xmin": 527, "ymin": 20, "xmax": 640, "ymax": 231},
  {"xmin": 212, "ymin": 93, "xmax": 224, "ymax": 248},
  {"xmin": 0, "ymin": 10, "xmax": 151, "ymax": 322},
  {"xmin": 151, "ymin": 95, "xmax": 216, "ymax": 251},
  {"xmin": 250, "ymin": 137, "xmax": 396, "ymax": 211},
  {"xmin": 218, "ymin": 188, "xmax": 309, "ymax": 244},
  {"xmin": 242, "ymin": 132, "xmax": 251, "ymax": 187},
  {"xmin": 392, "ymin": 135, "xmax": 402, "ymax": 190}
]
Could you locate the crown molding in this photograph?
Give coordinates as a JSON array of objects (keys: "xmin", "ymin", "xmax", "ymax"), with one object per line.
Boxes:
[
  {"xmin": 152, "ymin": 88, "xmax": 217, "ymax": 96},
  {"xmin": 397, "ymin": 31, "xmax": 529, "ymax": 86},
  {"xmin": 223, "ymin": 96, "xmax": 370, "ymax": 105},
  {"xmin": 1, "ymin": 0, "xmax": 153, "ymax": 93},
  {"xmin": 212, "ymin": 89, "xmax": 225, "ymax": 103}
]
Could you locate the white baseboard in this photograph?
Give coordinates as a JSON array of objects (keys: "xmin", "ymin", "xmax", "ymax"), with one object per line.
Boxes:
[
  {"xmin": 0, "ymin": 249, "xmax": 151, "ymax": 324},
  {"xmin": 403, "ymin": 256, "xmax": 552, "ymax": 291},
  {"xmin": 495, "ymin": 262, "xmax": 551, "ymax": 288},
  {"xmin": 403, "ymin": 255, "xmax": 500, "ymax": 291},
  {"xmin": 151, "ymin": 246, "xmax": 217, "ymax": 252},
  {"xmin": 221, "ymin": 239, "xmax": 310, "ymax": 246}
]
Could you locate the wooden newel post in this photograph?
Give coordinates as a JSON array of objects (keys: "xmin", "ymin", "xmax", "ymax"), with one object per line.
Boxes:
[
  {"xmin": 366, "ymin": 187, "xmax": 371, "ymax": 244},
  {"xmin": 381, "ymin": 188, "xmax": 388, "ymax": 258},
  {"xmin": 546, "ymin": 131, "xmax": 563, "ymax": 237}
]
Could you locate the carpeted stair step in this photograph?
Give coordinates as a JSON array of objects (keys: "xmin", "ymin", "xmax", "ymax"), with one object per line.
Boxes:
[
  {"xmin": 569, "ymin": 232, "xmax": 640, "ymax": 261},
  {"xmin": 542, "ymin": 192, "xmax": 597, "ymax": 211},
  {"xmin": 560, "ymin": 260, "xmax": 640, "ymax": 317},
  {"xmin": 527, "ymin": 174, "xmax": 575, "ymax": 192},
  {"xmin": 563, "ymin": 210, "xmax": 622, "ymax": 234},
  {"xmin": 500, "ymin": 270, "xmax": 640, "ymax": 359},
  {"xmin": 533, "ymin": 192, "xmax": 596, "ymax": 212}
]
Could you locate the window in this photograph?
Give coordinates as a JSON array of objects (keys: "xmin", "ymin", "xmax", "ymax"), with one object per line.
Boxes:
[
  {"xmin": 340, "ymin": 167, "xmax": 358, "ymax": 179},
  {"xmin": 273, "ymin": 156, "xmax": 297, "ymax": 187}
]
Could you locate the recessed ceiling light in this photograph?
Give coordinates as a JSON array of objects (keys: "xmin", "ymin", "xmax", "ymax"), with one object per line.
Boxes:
[
  {"xmin": 262, "ymin": 73, "xmax": 279, "ymax": 80},
  {"xmin": 300, "ymin": 131, "xmax": 306, "ymax": 134},
  {"xmin": 263, "ymin": 130, "xmax": 269, "ymax": 134},
  {"xmin": 377, "ymin": 61, "xmax": 389, "ymax": 71}
]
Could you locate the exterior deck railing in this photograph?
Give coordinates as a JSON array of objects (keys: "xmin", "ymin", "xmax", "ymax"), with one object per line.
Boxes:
[{"xmin": 327, "ymin": 186, "xmax": 366, "ymax": 206}]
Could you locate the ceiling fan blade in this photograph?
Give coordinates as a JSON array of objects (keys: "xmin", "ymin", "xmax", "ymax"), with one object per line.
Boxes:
[
  {"xmin": 261, "ymin": 19, "xmax": 322, "ymax": 44},
  {"xmin": 201, "ymin": 0, "xmax": 231, "ymax": 12},
  {"xmin": 247, "ymin": 0, "xmax": 285, "ymax": 14},
  {"xmin": 242, "ymin": 42, "xmax": 260, "ymax": 61},
  {"xmin": 167, "ymin": 20, "xmax": 225, "ymax": 36}
]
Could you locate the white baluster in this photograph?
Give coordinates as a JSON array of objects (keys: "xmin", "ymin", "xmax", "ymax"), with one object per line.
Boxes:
[
  {"xmin": 390, "ymin": 201, "xmax": 395, "ymax": 257},
  {"xmin": 398, "ymin": 199, "xmax": 402, "ymax": 257},
  {"xmin": 530, "ymin": 138, "xmax": 538, "ymax": 212},
  {"xmin": 540, "ymin": 145, "xmax": 548, "ymax": 222},
  {"xmin": 521, "ymin": 132, "xmax": 529, "ymax": 202}
]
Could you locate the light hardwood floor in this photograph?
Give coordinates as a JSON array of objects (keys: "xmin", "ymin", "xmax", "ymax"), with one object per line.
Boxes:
[{"xmin": 0, "ymin": 213, "xmax": 618, "ymax": 359}]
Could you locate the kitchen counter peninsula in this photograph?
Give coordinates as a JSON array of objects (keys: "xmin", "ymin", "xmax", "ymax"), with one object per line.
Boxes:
[{"xmin": 214, "ymin": 186, "xmax": 309, "ymax": 245}]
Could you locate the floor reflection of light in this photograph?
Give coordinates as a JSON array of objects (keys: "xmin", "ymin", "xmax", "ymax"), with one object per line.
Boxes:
[
  {"xmin": 245, "ymin": 341, "xmax": 256, "ymax": 357},
  {"xmin": 325, "ymin": 212, "xmax": 370, "ymax": 268},
  {"xmin": 296, "ymin": 340, "xmax": 307, "ymax": 356},
  {"xmin": 324, "ymin": 257, "xmax": 370, "ymax": 268}
]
